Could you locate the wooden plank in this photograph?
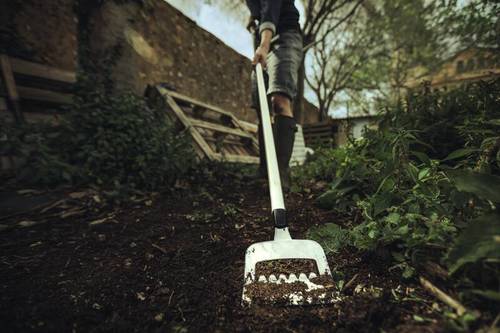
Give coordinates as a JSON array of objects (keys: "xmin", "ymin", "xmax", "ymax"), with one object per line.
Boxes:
[
  {"xmin": 163, "ymin": 89, "xmax": 233, "ymax": 117},
  {"xmin": 190, "ymin": 118, "xmax": 254, "ymax": 139},
  {"xmin": 0, "ymin": 55, "xmax": 24, "ymax": 123},
  {"xmin": 159, "ymin": 86, "xmax": 260, "ymax": 149},
  {"xmin": 239, "ymin": 120, "xmax": 258, "ymax": 134},
  {"xmin": 213, "ymin": 153, "xmax": 259, "ymax": 164},
  {"xmin": 164, "ymin": 94, "xmax": 215, "ymax": 160},
  {"xmin": 205, "ymin": 136, "xmax": 249, "ymax": 147},
  {"xmin": 17, "ymin": 86, "xmax": 73, "ymax": 104},
  {"xmin": 1, "ymin": 56, "xmax": 19, "ymax": 101},
  {"xmin": 9, "ymin": 56, "xmax": 76, "ymax": 84}
]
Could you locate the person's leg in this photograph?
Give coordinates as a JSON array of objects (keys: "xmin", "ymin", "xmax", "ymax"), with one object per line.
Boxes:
[{"xmin": 266, "ymin": 31, "xmax": 303, "ymax": 190}]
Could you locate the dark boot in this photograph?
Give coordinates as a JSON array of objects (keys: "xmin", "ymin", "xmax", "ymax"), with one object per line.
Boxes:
[{"xmin": 274, "ymin": 115, "xmax": 297, "ymax": 191}]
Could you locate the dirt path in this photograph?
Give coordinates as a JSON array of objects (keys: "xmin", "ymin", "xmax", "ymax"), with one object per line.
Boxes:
[{"xmin": 0, "ymin": 178, "xmax": 443, "ymax": 332}]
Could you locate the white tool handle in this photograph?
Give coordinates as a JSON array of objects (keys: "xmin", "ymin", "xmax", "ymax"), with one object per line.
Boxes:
[{"xmin": 255, "ymin": 63, "xmax": 286, "ymax": 219}]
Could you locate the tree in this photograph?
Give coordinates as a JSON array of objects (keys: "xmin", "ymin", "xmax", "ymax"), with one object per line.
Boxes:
[
  {"xmin": 306, "ymin": 0, "xmax": 458, "ymax": 118},
  {"xmin": 295, "ymin": 0, "xmax": 365, "ymax": 123},
  {"xmin": 305, "ymin": 7, "xmax": 382, "ymax": 119}
]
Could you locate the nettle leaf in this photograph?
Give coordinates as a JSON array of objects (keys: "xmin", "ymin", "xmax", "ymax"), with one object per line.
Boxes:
[
  {"xmin": 306, "ymin": 223, "xmax": 351, "ymax": 254},
  {"xmin": 316, "ymin": 185, "xmax": 357, "ymax": 209},
  {"xmin": 386, "ymin": 212, "xmax": 401, "ymax": 224},
  {"xmin": 448, "ymin": 170, "xmax": 500, "ymax": 203},
  {"xmin": 442, "ymin": 148, "xmax": 478, "ymax": 161},
  {"xmin": 447, "ymin": 213, "xmax": 500, "ymax": 274},
  {"xmin": 411, "ymin": 151, "xmax": 431, "ymax": 165},
  {"xmin": 487, "ymin": 119, "xmax": 500, "ymax": 126},
  {"xmin": 418, "ymin": 168, "xmax": 430, "ymax": 180}
]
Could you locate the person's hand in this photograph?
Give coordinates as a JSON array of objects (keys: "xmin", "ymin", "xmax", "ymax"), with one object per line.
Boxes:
[
  {"xmin": 246, "ymin": 16, "xmax": 257, "ymax": 33},
  {"xmin": 252, "ymin": 44, "xmax": 270, "ymax": 68}
]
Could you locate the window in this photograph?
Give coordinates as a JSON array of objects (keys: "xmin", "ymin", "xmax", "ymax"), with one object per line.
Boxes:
[{"xmin": 456, "ymin": 60, "xmax": 464, "ymax": 73}]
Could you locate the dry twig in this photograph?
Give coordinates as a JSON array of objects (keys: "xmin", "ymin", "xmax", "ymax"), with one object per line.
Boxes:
[{"xmin": 419, "ymin": 276, "xmax": 467, "ymax": 316}]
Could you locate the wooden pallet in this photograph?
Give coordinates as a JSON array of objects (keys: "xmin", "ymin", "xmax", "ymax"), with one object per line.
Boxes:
[
  {"xmin": 0, "ymin": 54, "xmax": 76, "ymax": 123},
  {"xmin": 303, "ymin": 122, "xmax": 338, "ymax": 147},
  {"xmin": 146, "ymin": 85, "xmax": 259, "ymax": 164}
]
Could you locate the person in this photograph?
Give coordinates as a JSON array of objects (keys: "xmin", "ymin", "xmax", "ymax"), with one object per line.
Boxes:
[{"xmin": 246, "ymin": 0, "xmax": 303, "ymax": 191}]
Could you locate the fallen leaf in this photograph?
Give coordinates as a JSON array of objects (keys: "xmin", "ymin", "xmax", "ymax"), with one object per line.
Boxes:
[
  {"xmin": 137, "ymin": 292, "xmax": 146, "ymax": 301},
  {"xmin": 18, "ymin": 220, "xmax": 37, "ymax": 228},
  {"xmin": 69, "ymin": 192, "xmax": 87, "ymax": 199},
  {"xmin": 17, "ymin": 189, "xmax": 43, "ymax": 195}
]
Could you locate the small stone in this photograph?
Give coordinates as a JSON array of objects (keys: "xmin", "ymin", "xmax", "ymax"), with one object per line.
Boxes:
[{"xmin": 154, "ymin": 313, "xmax": 164, "ymax": 322}]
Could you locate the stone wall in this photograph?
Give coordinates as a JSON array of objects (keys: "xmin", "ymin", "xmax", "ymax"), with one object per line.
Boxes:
[
  {"xmin": 1, "ymin": 0, "xmax": 320, "ymax": 124},
  {"xmin": 0, "ymin": 0, "xmax": 78, "ymax": 71}
]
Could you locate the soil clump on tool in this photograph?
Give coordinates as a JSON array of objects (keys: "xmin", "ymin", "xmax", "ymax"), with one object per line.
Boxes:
[{"xmin": 255, "ymin": 259, "xmax": 318, "ymax": 277}]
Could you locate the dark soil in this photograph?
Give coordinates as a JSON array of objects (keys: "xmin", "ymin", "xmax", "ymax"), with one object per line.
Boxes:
[
  {"xmin": 0, "ymin": 176, "xmax": 449, "ymax": 332},
  {"xmin": 255, "ymin": 259, "xmax": 318, "ymax": 277}
]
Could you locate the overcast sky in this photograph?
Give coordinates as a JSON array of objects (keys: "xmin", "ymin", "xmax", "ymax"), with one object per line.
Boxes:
[{"xmin": 165, "ymin": 0, "xmax": 254, "ymax": 58}]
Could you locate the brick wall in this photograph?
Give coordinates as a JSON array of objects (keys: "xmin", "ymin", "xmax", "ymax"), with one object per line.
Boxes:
[{"xmin": 1, "ymin": 0, "xmax": 320, "ymax": 124}]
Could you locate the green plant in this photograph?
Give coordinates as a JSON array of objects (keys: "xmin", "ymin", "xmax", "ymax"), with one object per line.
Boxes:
[
  {"xmin": 297, "ymin": 79, "xmax": 500, "ymax": 294},
  {"xmin": 60, "ymin": 91, "xmax": 195, "ymax": 190},
  {"xmin": 0, "ymin": 119, "xmax": 77, "ymax": 186},
  {"xmin": 1, "ymin": 91, "xmax": 195, "ymax": 192}
]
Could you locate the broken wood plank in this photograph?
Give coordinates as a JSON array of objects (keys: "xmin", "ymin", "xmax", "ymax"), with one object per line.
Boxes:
[
  {"xmin": 212, "ymin": 153, "xmax": 259, "ymax": 164},
  {"xmin": 16, "ymin": 86, "xmax": 73, "ymax": 104},
  {"xmin": 0, "ymin": 54, "xmax": 24, "ymax": 123},
  {"xmin": 164, "ymin": 89, "xmax": 233, "ymax": 117},
  {"xmin": 9, "ymin": 56, "xmax": 76, "ymax": 84},
  {"xmin": 189, "ymin": 118, "xmax": 254, "ymax": 139},
  {"xmin": 163, "ymin": 93, "xmax": 215, "ymax": 160}
]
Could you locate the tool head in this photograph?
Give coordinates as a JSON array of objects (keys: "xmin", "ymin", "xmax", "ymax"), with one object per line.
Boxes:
[{"xmin": 242, "ymin": 238, "xmax": 339, "ymax": 306}]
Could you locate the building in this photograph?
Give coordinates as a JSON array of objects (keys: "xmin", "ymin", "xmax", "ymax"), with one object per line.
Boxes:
[{"xmin": 406, "ymin": 47, "xmax": 500, "ymax": 91}]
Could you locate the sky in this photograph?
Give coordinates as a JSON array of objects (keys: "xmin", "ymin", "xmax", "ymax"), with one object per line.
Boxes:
[
  {"xmin": 164, "ymin": 0, "xmax": 348, "ymax": 117},
  {"xmin": 165, "ymin": 0, "xmax": 254, "ymax": 58}
]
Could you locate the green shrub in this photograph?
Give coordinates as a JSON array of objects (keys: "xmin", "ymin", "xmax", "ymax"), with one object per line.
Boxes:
[
  {"xmin": 1, "ymin": 91, "xmax": 195, "ymax": 192},
  {"xmin": 61, "ymin": 91, "xmax": 194, "ymax": 190},
  {"xmin": 298, "ymin": 79, "xmax": 500, "ymax": 280}
]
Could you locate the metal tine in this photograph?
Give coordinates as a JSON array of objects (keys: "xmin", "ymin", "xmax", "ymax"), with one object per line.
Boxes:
[{"xmin": 299, "ymin": 273, "xmax": 309, "ymax": 282}]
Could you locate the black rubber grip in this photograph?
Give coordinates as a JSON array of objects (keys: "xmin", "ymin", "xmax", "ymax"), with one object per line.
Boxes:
[{"xmin": 272, "ymin": 209, "xmax": 288, "ymax": 228}]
